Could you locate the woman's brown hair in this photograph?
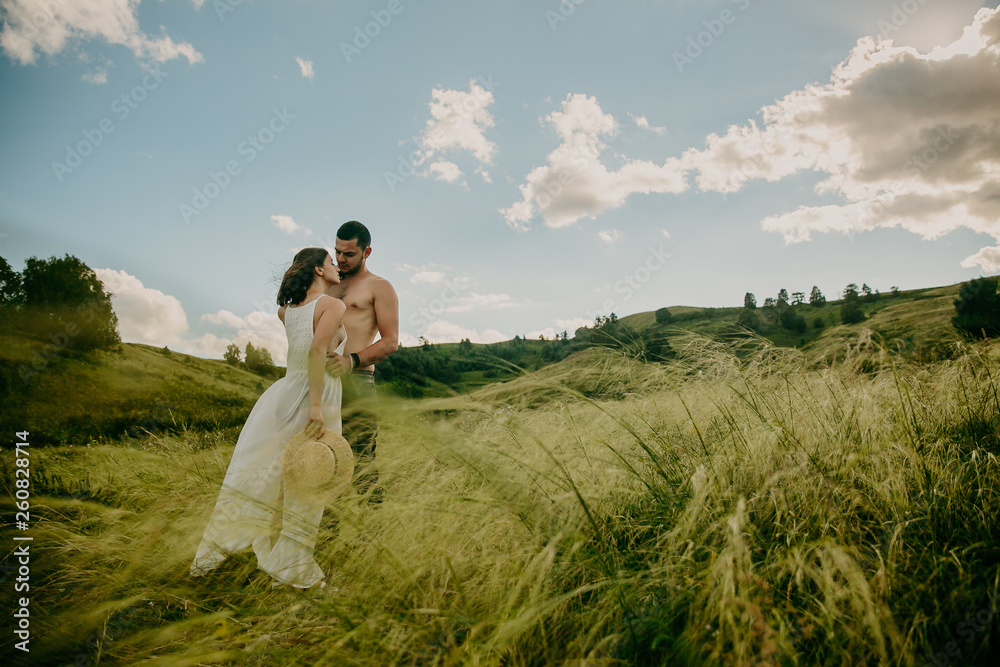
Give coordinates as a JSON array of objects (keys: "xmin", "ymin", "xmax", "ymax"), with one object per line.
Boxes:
[{"xmin": 276, "ymin": 247, "xmax": 330, "ymax": 307}]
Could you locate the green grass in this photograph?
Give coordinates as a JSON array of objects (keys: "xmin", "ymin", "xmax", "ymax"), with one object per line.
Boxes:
[
  {"xmin": 619, "ymin": 283, "xmax": 963, "ymax": 365},
  {"xmin": 3, "ymin": 331, "xmax": 997, "ymax": 665},
  {"xmin": 0, "ymin": 337, "xmax": 271, "ymax": 444}
]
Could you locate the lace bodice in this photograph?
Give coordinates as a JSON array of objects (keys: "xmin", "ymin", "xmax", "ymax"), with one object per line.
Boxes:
[{"xmin": 284, "ymin": 296, "xmax": 346, "ymax": 375}]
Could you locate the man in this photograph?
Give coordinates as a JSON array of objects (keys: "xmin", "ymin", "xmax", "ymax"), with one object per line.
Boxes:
[{"xmin": 325, "ymin": 221, "xmax": 399, "ymax": 503}]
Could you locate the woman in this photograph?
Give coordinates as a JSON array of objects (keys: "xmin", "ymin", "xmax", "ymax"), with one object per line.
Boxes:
[{"xmin": 190, "ymin": 247, "xmax": 347, "ymax": 590}]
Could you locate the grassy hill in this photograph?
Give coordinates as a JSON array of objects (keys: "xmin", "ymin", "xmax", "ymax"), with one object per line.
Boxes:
[
  {"xmin": 0, "ymin": 336, "xmax": 272, "ymax": 445},
  {"xmin": 616, "ymin": 282, "xmax": 963, "ymax": 363},
  {"xmin": 3, "ymin": 325, "xmax": 998, "ymax": 665},
  {"xmin": 0, "ymin": 281, "xmax": 970, "ymax": 442}
]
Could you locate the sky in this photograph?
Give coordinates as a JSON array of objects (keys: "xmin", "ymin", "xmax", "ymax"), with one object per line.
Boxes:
[{"xmin": 2, "ymin": 0, "xmax": 999, "ymax": 364}]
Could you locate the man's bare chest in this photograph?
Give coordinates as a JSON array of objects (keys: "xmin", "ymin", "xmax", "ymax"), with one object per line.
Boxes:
[{"xmin": 332, "ymin": 283, "xmax": 371, "ymax": 312}]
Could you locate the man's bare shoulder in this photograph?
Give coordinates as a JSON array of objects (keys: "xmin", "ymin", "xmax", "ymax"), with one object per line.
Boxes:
[{"xmin": 363, "ymin": 271, "xmax": 398, "ymax": 294}]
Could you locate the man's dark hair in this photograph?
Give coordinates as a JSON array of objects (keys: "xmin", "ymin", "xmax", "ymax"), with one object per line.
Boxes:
[{"xmin": 337, "ymin": 220, "xmax": 371, "ymax": 249}]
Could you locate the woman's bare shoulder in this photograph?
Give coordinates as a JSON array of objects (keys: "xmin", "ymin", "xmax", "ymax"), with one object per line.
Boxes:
[{"xmin": 317, "ymin": 294, "xmax": 346, "ymax": 315}]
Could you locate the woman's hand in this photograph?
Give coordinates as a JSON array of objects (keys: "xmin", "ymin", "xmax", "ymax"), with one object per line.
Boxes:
[{"xmin": 308, "ymin": 405, "xmax": 325, "ymax": 435}]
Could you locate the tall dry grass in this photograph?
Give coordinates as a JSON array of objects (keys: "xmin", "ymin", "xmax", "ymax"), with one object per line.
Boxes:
[{"xmin": 2, "ymin": 332, "xmax": 998, "ymax": 665}]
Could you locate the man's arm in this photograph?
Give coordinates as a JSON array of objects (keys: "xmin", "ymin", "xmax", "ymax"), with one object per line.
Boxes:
[{"xmin": 356, "ymin": 278, "xmax": 399, "ymax": 368}]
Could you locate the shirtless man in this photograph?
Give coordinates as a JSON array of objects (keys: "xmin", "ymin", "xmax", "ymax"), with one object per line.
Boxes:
[{"xmin": 325, "ymin": 221, "xmax": 399, "ymax": 502}]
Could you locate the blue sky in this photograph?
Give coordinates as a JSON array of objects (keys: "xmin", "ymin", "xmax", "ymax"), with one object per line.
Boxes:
[{"xmin": 2, "ymin": 0, "xmax": 999, "ymax": 362}]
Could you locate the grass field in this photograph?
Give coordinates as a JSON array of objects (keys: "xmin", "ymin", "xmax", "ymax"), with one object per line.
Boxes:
[{"xmin": 2, "ymin": 331, "xmax": 998, "ymax": 665}]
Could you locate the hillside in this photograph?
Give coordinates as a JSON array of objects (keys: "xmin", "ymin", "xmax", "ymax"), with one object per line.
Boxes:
[
  {"xmin": 4, "ymin": 320, "xmax": 998, "ymax": 665},
  {"xmin": 616, "ymin": 282, "xmax": 963, "ymax": 362},
  {"xmin": 0, "ymin": 281, "xmax": 970, "ymax": 442},
  {"xmin": 0, "ymin": 336, "xmax": 271, "ymax": 445}
]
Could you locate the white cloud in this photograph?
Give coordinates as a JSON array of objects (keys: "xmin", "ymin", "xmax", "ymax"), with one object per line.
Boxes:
[
  {"xmin": 398, "ymin": 332, "xmax": 421, "ymax": 348},
  {"xmin": 961, "ymin": 246, "xmax": 1000, "ymax": 272},
  {"xmin": 410, "ymin": 271, "xmax": 446, "ymax": 284},
  {"xmin": 629, "ymin": 112, "xmax": 666, "ymax": 135},
  {"xmin": 201, "ymin": 309, "xmax": 246, "ymax": 328},
  {"xmin": 295, "ymin": 56, "xmax": 314, "ymax": 80},
  {"xmin": 429, "ymin": 160, "xmax": 464, "ymax": 184},
  {"xmin": 678, "ymin": 6, "xmax": 1000, "ymax": 270},
  {"xmin": 501, "ymin": 94, "xmax": 689, "ymax": 230},
  {"xmin": 271, "ymin": 214, "xmax": 311, "ymax": 236},
  {"xmin": 475, "ymin": 166, "xmax": 493, "ymax": 183},
  {"xmin": 414, "ymin": 78, "xmax": 498, "ymax": 184},
  {"xmin": 82, "ymin": 68, "xmax": 107, "ymax": 84},
  {"xmin": 196, "ymin": 309, "xmax": 287, "ymax": 364},
  {"xmin": 661, "ymin": 229, "xmax": 671, "ymax": 238},
  {"xmin": 555, "ymin": 317, "xmax": 592, "ymax": 332},
  {"xmin": 92, "ymin": 267, "xmax": 289, "ymax": 363},
  {"xmin": 598, "ymin": 229, "xmax": 623, "ymax": 244},
  {"xmin": 445, "ymin": 292, "xmax": 514, "ymax": 313},
  {"xmin": 0, "ymin": 0, "xmax": 204, "ymax": 66},
  {"xmin": 526, "ymin": 327, "xmax": 558, "ymax": 340},
  {"xmin": 94, "ymin": 268, "xmax": 188, "ymax": 346},
  {"xmin": 502, "ymin": 6, "xmax": 1000, "ymax": 271},
  {"xmin": 422, "ymin": 320, "xmax": 507, "ymax": 344}
]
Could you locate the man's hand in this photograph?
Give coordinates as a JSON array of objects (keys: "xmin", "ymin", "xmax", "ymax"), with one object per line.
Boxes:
[{"xmin": 326, "ymin": 353, "xmax": 351, "ymax": 378}]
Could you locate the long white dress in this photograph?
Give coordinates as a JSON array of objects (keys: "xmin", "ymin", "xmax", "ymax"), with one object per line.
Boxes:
[{"xmin": 190, "ymin": 295, "xmax": 345, "ymax": 588}]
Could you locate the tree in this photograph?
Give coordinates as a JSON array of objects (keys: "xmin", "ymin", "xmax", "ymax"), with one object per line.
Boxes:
[
  {"xmin": 17, "ymin": 254, "xmax": 120, "ymax": 351},
  {"xmin": 861, "ymin": 283, "xmax": 875, "ymax": 302},
  {"xmin": 952, "ymin": 277, "xmax": 1000, "ymax": 339},
  {"xmin": 594, "ymin": 313, "xmax": 618, "ymax": 328},
  {"xmin": 841, "ymin": 283, "xmax": 865, "ymax": 324},
  {"xmin": 777, "ymin": 288, "xmax": 789, "ymax": 306},
  {"xmin": 763, "ymin": 297, "xmax": 776, "ymax": 308},
  {"xmin": 245, "ymin": 342, "xmax": 276, "ymax": 374},
  {"xmin": 459, "ymin": 338, "xmax": 474, "ymax": 355},
  {"xmin": 744, "ymin": 292, "xmax": 757, "ymax": 310},
  {"xmin": 655, "ymin": 307, "xmax": 673, "ymax": 324},
  {"xmin": 0, "ymin": 256, "xmax": 23, "ymax": 306},
  {"xmin": 780, "ymin": 308, "xmax": 807, "ymax": 333},
  {"xmin": 791, "ymin": 291, "xmax": 805, "ymax": 306},
  {"xmin": 736, "ymin": 309, "xmax": 760, "ymax": 332},
  {"xmin": 224, "ymin": 343, "xmax": 242, "ymax": 365},
  {"xmin": 891, "ymin": 286, "xmax": 901, "ymax": 297},
  {"xmin": 809, "ymin": 285, "xmax": 826, "ymax": 307}
]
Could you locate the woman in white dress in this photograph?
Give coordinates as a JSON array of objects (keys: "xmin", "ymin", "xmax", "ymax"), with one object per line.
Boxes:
[{"xmin": 190, "ymin": 247, "xmax": 347, "ymax": 589}]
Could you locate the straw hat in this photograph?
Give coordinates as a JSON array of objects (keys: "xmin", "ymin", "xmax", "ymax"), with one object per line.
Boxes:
[{"xmin": 282, "ymin": 421, "xmax": 354, "ymax": 498}]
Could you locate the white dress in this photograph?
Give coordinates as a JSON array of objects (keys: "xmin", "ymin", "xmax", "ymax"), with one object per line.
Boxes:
[{"xmin": 190, "ymin": 295, "xmax": 345, "ymax": 588}]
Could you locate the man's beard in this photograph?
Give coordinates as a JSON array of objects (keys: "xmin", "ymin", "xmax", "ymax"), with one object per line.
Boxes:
[{"xmin": 339, "ymin": 261, "xmax": 362, "ymax": 277}]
